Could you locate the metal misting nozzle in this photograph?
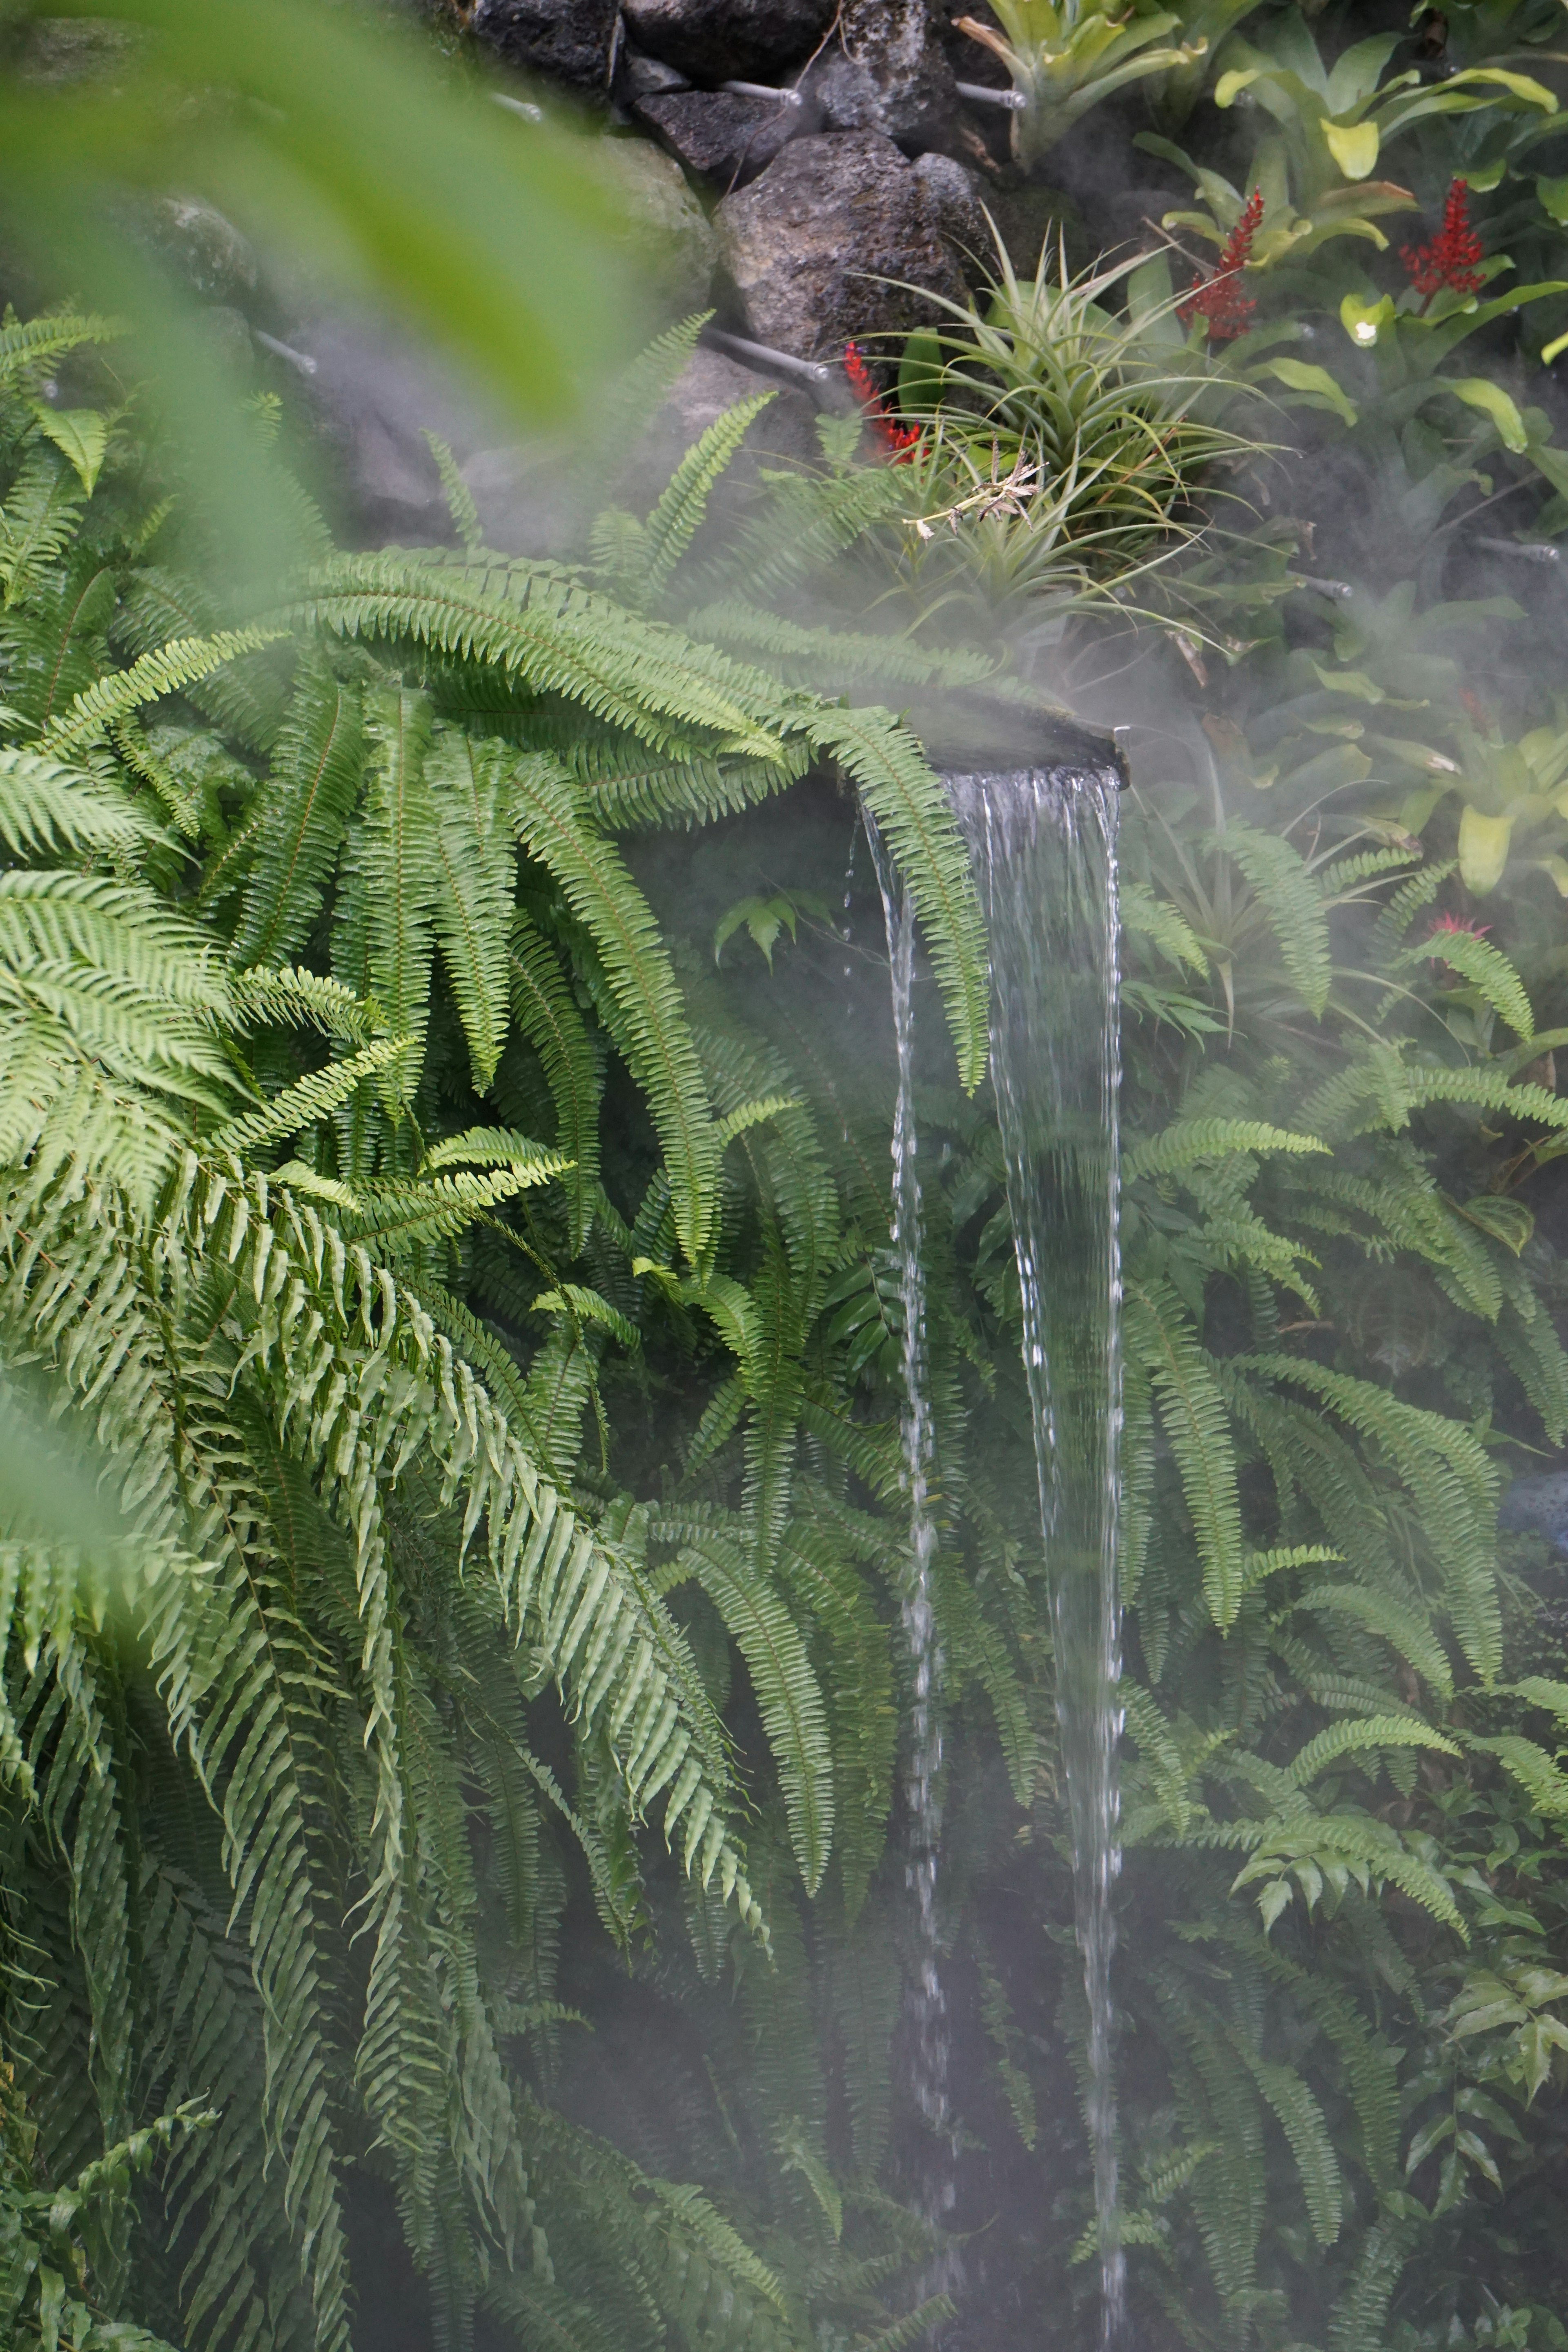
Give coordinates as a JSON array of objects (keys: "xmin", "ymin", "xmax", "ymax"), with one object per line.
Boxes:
[
  {"xmin": 1292, "ymin": 574, "xmax": 1354, "ymax": 599},
  {"xmin": 956, "ymin": 80, "xmax": 1027, "ymax": 111},
  {"xmin": 252, "ymin": 330, "xmax": 317, "ymax": 376},
  {"xmin": 1475, "ymin": 536, "xmax": 1561, "ymax": 564},
  {"xmin": 702, "ymin": 328, "xmax": 835, "ymax": 386},
  {"xmin": 718, "ymin": 79, "xmax": 805, "ymax": 107},
  {"xmin": 491, "ymin": 91, "xmax": 544, "ymax": 122}
]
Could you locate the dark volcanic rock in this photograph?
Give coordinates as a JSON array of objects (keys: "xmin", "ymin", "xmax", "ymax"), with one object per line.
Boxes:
[
  {"xmin": 635, "ymin": 89, "xmax": 800, "ymax": 185},
  {"xmin": 717, "ymin": 131, "xmax": 971, "ymax": 362},
  {"xmin": 469, "ymin": 0, "xmax": 619, "ymax": 94},
  {"xmin": 813, "ymin": 0, "xmax": 958, "ymax": 153},
  {"xmin": 133, "ymin": 196, "xmax": 260, "ymax": 306},
  {"xmin": 912, "ymin": 152, "xmax": 986, "ymax": 276},
  {"xmin": 620, "ymin": 0, "xmax": 835, "ymax": 85},
  {"xmin": 619, "ymin": 45, "xmax": 689, "ymax": 98},
  {"xmin": 599, "ymin": 138, "xmax": 720, "ymax": 315}
]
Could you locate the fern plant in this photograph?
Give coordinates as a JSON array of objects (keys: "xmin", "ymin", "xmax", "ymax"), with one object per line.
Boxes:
[{"xmin": 0, "ymin": 312, "xmax": 972, "ymax": 2352}]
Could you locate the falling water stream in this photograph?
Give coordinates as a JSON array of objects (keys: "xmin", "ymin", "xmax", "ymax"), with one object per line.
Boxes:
[
  {"xmin": 867, "ymin": 822, "xmax": 960, "ymax": 2296},
  {"xmin": 871, "ymin": 751, "xmax": 1125, "ymax": 2344},
  {"xmin": 949, "ymin": 764, "xmax": 1126, "ymax": 2349}
]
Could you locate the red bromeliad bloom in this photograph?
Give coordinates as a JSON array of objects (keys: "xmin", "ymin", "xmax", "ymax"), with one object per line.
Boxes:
[
  {"xmin": 1401, "ymin": 179, "xmax": 1485, "ymax": 306},
  {"xmin": 1178, "ymin": 187, "xmax": 1264, "ymax": 341},
  {"xmin": 1430, "ymin": 911, "xmax": 1491, "ymax": 939},
  {"xmin": 1428, "ymin": 909, "xmax": 1491, "ymax": 970},
  {"xmin": 843, "ymin": 340, "xmax": 921, "ymax": 461}
]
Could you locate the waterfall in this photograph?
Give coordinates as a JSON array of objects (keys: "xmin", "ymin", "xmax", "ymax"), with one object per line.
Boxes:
[
  {"xmin": 949, "ymin": 764, "xmax": 1127, "ymax": 2350},
  {"xmin": 867, "ymin": 822, "xmax": 959, "ymax": 2297}
]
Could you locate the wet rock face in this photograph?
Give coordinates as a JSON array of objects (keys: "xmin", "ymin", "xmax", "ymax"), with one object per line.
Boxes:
[
  {"xmin": 620, "ymin": 0, "xmax": 835, "ymax": 86},
  {"xmin": 468, "ymin": 0, "xmax": 620, "ymax": 93},
  {"xmin": 814, "ymin": 0, "xmax": 958, "ymax": 154},
  {"xmin": 717, "ymin": 131, "xmax": 973, "ymax": 361}
]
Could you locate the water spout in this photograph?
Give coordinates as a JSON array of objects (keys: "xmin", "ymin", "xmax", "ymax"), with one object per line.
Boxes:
[{"xmin": 948, "ymin": 762, "xmax": 1126, "ymax": 2350}]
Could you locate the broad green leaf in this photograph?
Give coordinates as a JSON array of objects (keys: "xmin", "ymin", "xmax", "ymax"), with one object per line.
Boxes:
[
  {"xmin": 1324, "ymin": 119, "xmax": 1380, "ymax": 180},
  {"xmin": 1457, "ymin": 805, "xmax": 1513, "ymax": 894},
  {"xmin": 1453, "ymin": 67, "xmax": 1557, "ymax": 113},
  {"xmin": 1444, "ymin": 376, "xmax": 1529, "ymax": 452},
  {"xmin": 1255, "ymin": 358, "xmax": 1357, "ymax": 425},
  {"xmin": 1341, "ymin": 292, "xmax": 1396, "ymax": 346}
]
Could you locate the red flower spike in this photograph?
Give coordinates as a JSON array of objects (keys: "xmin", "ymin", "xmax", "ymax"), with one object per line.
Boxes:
[
  {"xmin": 843, "ymin": 339, "xmax": 922, "ymax": 464},
  {"xmin": 1178, "ymin": 187, "xmax": 1264, "ymax": 342},
  {"xmin": 1401, "ymin": 179, "xmax": 1485, "ymax": 308}
]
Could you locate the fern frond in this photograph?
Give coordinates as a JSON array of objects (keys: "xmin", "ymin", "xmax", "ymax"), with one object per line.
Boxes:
[
  {"xmin": 209, "ymin": 1040, "xmax": 410, "ymax": 1158},
  {"xmin": 1284, "ymin": 1715, "xmax": 1459, "ymax": 1786},
  {"xmin": 1393, "ymin": 924, "xmax": 1534, "ymax": 1039},
  {"xmin": 359, "ymin": 685, "xmax": 437, "ymax": 1114},
  {"xmin": 1293, "ymin": 1582, "xmax": 1453, "ymax": 1698},
  {"xmin": 429, "ymin": 728, "xmax": 516, "ymax": 1092},
  {"xmin": 682, "ymin": 599, "xmax": 1000, "ymax": 690},
  {"xmin": 0, "ymin": 310, "xmax": 124, "ymax": 385},
  {"xmin": 1124, "ymin": 1118, "xmax": 1326, "ymax": 1181},
  {"xmin": 0, "ymin": 444, "xmax": 85, "ymax": 604},
  {"xmin": 41, "ymin": 629, "xmax": 287, "ymax": 753},
  {"xmin": 231, "ymin": 655, "xmax": 365, "ymax": 970},
  {"xmin": 423, "ymin": 430, "xmax": 483, "ymax": 553},
  {"xmin": 509, "ymin": 914, "xmax": 602, "ymax": 1256},
  {"xmin": 673, "ymin": 1528, "xmax": 834, "ymax": 1896},
  {"xmin": 0, "ymin": 746, "xmax": 151, "ymax": 859},
  {"xmin": 635, "ymin": 396, "xmax": 775, "ymax": 604},
  {"xmin": 812, "ymin": 710, "xmax": 989, "ymax": 1092},
  {"xmin": 1241, "ymin": 2055, "xmax": 1342, "ymax": 2245},
  {"xmin": 276, "ymin": 555, "xmax": 786, "ymax": 757},
  {"xmin": 1236, "ymin": 1354, "xmax": 1501, "ymax": 1679},
  {"xmin": 1219, "ymin": 824, "xmax": 1331, "ymax": 1015},
  {"xmin": 511, "ymin": 756, "xmax": 717, "ymax": 1270},
  {"xmin": 1120, "ymin": 877, "xmax": 1207, "ymax": 971},
  {"xmin": 1125, "ymin": 1277, "xmax": 1245, "ymax": 1629},
  {"xmin": 230, "ymin": 963, "xmax": 381, "ymax": 1046}
]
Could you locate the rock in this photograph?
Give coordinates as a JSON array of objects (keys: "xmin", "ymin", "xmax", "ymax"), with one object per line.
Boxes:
[
  {"xmin": 813, "ymin": 0, "xmax": 958, "ymax": 154},
  {"xmin": 978, "ymin": 181, "xmax": 1083, "ymax": 277},
  {"xmin": 912, "ymin": 153, "xmax": 987, "ymax": 279},
  {"xmin": 13, "ymin": 16, "xmax": 140, "ymax": 86},
  {"xmin": 717, "ymin": 131, "xmax": 971, "ymax": 362},
  {"xmin": 462, "ymin": 350, "xmax": 819, "ymax": 558},
  {"xmin": 635, "ymin": 89, "xmax": 801, "ymax": 186},
  {"xmin": 615, "ymin": 346, "xmax": 822, "ymax": 564},
  {"xmin": 620, "ymin": 0, "xmax": 835, "ymax": 87},
  {"xmin": 619, "ymin": 45, "xmax": 690, "ymax": 99},
  {"xmin": 200, "ymin": 306, "xmax": 259, "ymax": 381},
  {"xmin": 623, "ymin": 345, "xmax": 820, "ymax": 492},
  {"xmin": 135, "ymin": 196, "xmax": 260, "ymax": 307},
  {"xmin": 1501, "ymin": 1471, "xmax": 1568, "ymax": 1554},
  {"xmin": 468, "ymin": 0, "xmax": 620, "ymax": 94},
  {"xmin": 459, "ymin": 440, "xmax": 584, "ymax": 556},
  {"xmin": 597, "ymin": 138, "xmax": 719, "ymax": 317}
]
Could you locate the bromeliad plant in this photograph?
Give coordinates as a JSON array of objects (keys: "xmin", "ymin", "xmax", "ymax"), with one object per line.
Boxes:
[{"xmin": 954, "ymin": 0, "xmax": 1209, "ymax": 168}]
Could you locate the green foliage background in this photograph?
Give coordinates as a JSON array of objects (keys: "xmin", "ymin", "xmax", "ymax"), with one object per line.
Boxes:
[{"xmin": 8, "ymin": 6, "xmax": 1568, "ymax": 2352}]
